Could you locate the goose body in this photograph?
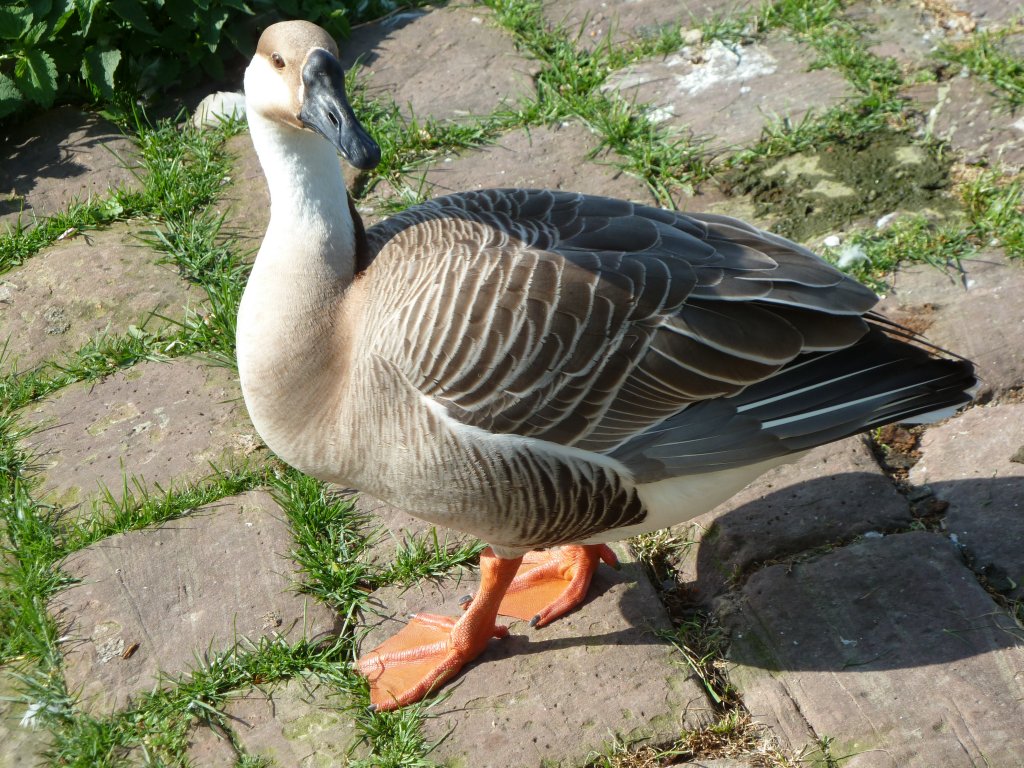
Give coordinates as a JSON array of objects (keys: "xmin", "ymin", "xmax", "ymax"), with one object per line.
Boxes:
[{"xmin": 239, "ymin": 21, "xmax": 977, "ymax": 709}]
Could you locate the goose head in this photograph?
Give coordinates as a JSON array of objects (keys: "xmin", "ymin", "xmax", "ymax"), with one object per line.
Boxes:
[{"xmin": 244, "ymin": 20, "xmax": 381, "ymax": 171}]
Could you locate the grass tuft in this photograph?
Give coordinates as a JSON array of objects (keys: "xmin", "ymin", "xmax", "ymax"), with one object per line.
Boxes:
[{"xmin": 940, "ymin": 26, "xmax": 1024, "ymax": 108}]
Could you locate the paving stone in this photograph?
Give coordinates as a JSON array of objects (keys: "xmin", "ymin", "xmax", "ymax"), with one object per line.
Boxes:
[
  {"xmin": 384, "ymin": 121, "xmax": 653, "ymax": 205},
  {"xmin": 543, "ymin": 0, "xmax": 759, "ymax": 50},
  {"xmin": 948, "ymin": 0, "xmax": 1020, "ymax": 29},
  {"xmin": 48, "ymin": 491, "xmax": 342, "ymax": 714},
  {"xmin": 341, "ymin": 7, "xmax": 538, "ymax": 122},
  {"xmin": 359, "ymin": 545, "xmax": 714, "ymax": 768},
  {"xmin": 910, "ymin": 404, "xmax": 1024, "ymax": 599},
  {"xmin": 903, "ymin": 78, "xmax": 1024, "ymax": 172},
  {"xmin": 674, "ymin": 183, "xmax": 777, "ymax": 233},
  {"xmin": 876, "ymin": 250, "xmax": 1024, "ymax": 400},
  {"xmin": 721, "ymin": 531, "xmax": 1024, "ymax": 767},
  {"xmin": 216, "ymin": 134, "xmax": 269, "ymax": 259},
  {"xmin": 183, "ymin": 725, "xmax": 238, "ymax": 767},
  {"xmin": 842, "ymin": 0, "xmax": 945, "ymax": 72},
  {"xmin": 670, "ymin": 437, "xmax": 911, "ymax": 604},
  {"xmin": 995, "ymin": 30, "xmax": 1024, "ymax": 60},
  {"xmin": 0, "ymin": 224, "xmax": 199, "ymax": 373},
  {"xmin": 0, "ymin": 668, "xmax": 53, "ymax": 767},
  {"xmin": 0, "ymin": 107, "xmax": 142, "ymax": 233},
  {"xmin": 20, "ymin": 358, "xmax": 263, "ymax": 510},
  {"xmin": 222, "ymin": 677, "xmax": 364, "ymax": 766},
  {"xmin": 603, "ymin": 36, "xmax": 854, "ymax": 156}
]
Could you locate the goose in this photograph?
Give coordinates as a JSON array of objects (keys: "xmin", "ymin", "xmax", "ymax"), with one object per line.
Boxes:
[{"xmin": 238, "ymin": 20, "xmax": 977, "ymax": 711}]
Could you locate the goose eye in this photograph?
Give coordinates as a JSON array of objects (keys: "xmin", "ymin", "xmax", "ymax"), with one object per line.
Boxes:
[{"xmin": 271, "ymin": 53, "xmax": 285, "ymax": 69}]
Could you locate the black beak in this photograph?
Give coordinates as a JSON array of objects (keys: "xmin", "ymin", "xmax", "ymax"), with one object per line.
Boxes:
[{"xmin": 298, "ymin": 48, "xmax": 381, "ymax": 171}]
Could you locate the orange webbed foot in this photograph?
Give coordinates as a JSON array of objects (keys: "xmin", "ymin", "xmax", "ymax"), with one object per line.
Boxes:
[
  {"xmin": 356, "ymin": 613, "xmax": 509, "ymax": 711},
  {"xmin": 356, "ymin": 548, "xmax": 522, "ymax": 710},
  {"xmin": 487, "ymin": 544, "xmax": 618, "ymax": 628}
]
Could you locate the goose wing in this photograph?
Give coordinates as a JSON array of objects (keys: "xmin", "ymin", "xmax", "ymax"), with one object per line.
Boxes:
[{"xmin": 360, "ymin": 189, "xmax": 914, "ymax": 476}]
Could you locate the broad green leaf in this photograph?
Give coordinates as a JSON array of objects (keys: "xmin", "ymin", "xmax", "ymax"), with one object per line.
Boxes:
[
  {"xmin": 0, "ymin": 72, "xmax": 24, "ymax": 119},
  {"xmin": 0, "ymin": 7, "xmax": 34, "ymax": 40},
  {"xmin": 163, "ymin": 0, "xmax": 199, "ymax": 30},
  {"xmin": 14, "ymin": 49, "xmax": 58, "ymax": 108},
  {"xmin": 75, "ymin": 0, "xmax": 104, "ymax": 37},
  {"xmin": 82, "ymin": 47, "xmax": 121, "ymax": 98},
  {"xmin": 49, "ymin": 0, "xmax": 77, "ymax": 37},
  {"xmin": 110, "ymin": 0, "xmax": 158, "ymax": 35},
  {"xmin": 198, "ymin": 7, "xmax": 229, "ymax": 52},
  {"xmin": 23, "ymin": 19, "xmax": 51, "ymax": 45},
  {"xmin": 28, "ymin": 0, "xmax": 52, "ymax": 19}
]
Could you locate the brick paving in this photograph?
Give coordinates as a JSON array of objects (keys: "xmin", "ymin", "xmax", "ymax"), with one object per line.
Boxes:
[{"xmin": 2, "ymin": 1, "xmax": 1023, "ymax": 766}]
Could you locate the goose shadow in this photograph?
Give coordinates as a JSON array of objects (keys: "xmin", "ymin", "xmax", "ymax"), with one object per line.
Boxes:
[
  {"xmin": 689, "ymin": 472, "xmax": 1024, "ymax": 675},
  {"xmin": 359, "ymin": 473, "xmax": 1024, "ymax": 676}
]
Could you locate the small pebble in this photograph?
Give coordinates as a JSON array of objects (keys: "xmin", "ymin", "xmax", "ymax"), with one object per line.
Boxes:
[{"xmin": 823, "ymin": 234, "xmax": 841, "ymax": 248}]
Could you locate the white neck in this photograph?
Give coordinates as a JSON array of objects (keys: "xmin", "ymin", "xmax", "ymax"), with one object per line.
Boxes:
[
  {"xmin": 246, "ymin": 110, "xmax": 356, "ymax": 279},
  {"xmin": 236, "ymin": 110, "xmax": 359, "ymax": 471}
]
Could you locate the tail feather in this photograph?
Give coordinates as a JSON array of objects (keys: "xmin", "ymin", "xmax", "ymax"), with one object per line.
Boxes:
[{"xmin": 609, "ymin": 319, "xmax": 977, "ymax": 482}]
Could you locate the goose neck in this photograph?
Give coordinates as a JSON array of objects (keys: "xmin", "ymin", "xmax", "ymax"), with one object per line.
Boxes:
[{"xmin": 247, "ymin": 111, "xmax": 356, "ymax": 278}]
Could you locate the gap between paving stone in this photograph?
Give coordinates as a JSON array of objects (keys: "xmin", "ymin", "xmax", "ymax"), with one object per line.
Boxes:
[
  {"xmin": 0, "ymin": 107, "xmax": 142, "ymax": 233},
  {"xmin": 910, "ymin": 403, "xmax": 1024, "ymax": 599},
  {"xmin": 353, "ymin": 493, "xmax": 477, "ymax": 570},
  {"xmin": 0, "ymin": 223, "xmax": 200, "ymax": 373},
  {"xmin": 49, "ymin": 491, "xmax": 342, "ymax": 715},
  {"xmin": 20, "ymin": 357, "xmax": 264, "ymax": 513},
  {"xmin": 603, "ymin": 34, "xmax": 854, "ymax": 156},
  {"xmin": 358, "ymin": 543, "xmax": 714, "ymax": 768},
  {"xmin": 669, "ymin": 436, "xmax": 912, "ymax": 605},
  {"xmin": 720, "ymin": 531, "xmax": 1024, "ymax": 767},
  {"xmin": 341, "ymin": 6, "xmax": 539, "ymax": 122}
]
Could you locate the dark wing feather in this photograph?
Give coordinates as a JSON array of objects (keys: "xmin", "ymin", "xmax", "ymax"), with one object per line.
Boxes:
[{"xmin": 361, "ymin": 189, "xmax": 960, "ymax": 464}]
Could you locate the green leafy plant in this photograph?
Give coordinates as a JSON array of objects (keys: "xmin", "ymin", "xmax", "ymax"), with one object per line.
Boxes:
[{"xmin": 0, "ymin": 0, "xmax": 409, "ymax": 122}]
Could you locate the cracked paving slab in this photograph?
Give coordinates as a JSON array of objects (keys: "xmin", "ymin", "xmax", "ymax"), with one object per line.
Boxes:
[
  {"xmin": 670, "ymin": 436, "xmax": 912, "ymax": 604},
  {"xmin": 911, "ymin": 403, "xmax": 1024, "ymax": 599}
]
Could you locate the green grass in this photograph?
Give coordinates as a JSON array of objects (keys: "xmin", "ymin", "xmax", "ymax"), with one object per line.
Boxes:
[
  {"xmin": 823, "ymin": 214, "xmax": 974, "ymax": 287},
  {"xmin": 960, "ymin": 169, "xmax": 1024, "ymax": 259},
  {"xmin": 940, "ymin": 26, "xmax": 1024, "ymax": 108},
  {"xmin": 0, "ymin": 195, "xmax": 144, "ymax": 275},
  {"xmin": 4, "ymin": 1, "xmax": 1022, "ymax": 766}
]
